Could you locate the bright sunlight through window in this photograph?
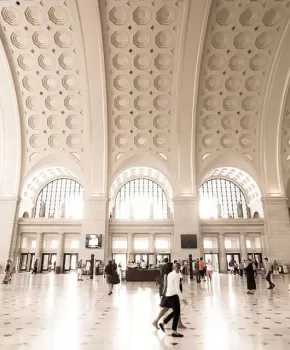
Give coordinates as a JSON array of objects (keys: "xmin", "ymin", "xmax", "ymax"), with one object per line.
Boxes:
[
  {"xmin": 34, "ymin": 178, "xmax": 84, "ymax": 219},
  {"xmin": 115, "ymin": 178, "xmax": 168, "ymax": 219}
]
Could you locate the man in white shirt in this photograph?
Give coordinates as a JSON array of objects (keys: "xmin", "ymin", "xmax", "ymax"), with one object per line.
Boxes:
[
  {"xmin": 140, "ymin": 260, "xmax": 147, "ymax": 269},
  {"xmin": 158, "ymin": 263, "xmax": 187, "ymax": 338},
  {"xmin": 264, "ymin": 257, "xmax": 275, "ymax": 289}
]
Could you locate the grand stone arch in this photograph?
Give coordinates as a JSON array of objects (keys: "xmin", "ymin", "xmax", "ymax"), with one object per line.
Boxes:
[
  {"xmin": 0, "ymin": 37, "xmax": 21, "ymax": 269},
  {"xmin": 259, "ymin": 18, "xmax": 290, "ymax": 262}
]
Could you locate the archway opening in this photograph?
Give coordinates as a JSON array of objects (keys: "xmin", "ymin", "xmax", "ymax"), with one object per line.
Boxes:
[
  {"xmin": 110, "ymin": 167, "xmax": 173, "ymax": 219},
  {"xmin": 201, "ymin": 167, "xmax": 263, "ymax": 218}
]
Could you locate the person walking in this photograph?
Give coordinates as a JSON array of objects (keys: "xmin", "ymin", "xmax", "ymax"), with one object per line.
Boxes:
[
  {"xmin": 158, "ymin": 263, "xmax": 187, "ymax": 338},
  {"xmin": 245, "ymin": 259, "xmax": 256, "ymax": 294},
  {"xmin": 2, "ymin": 259, "xmax": 12, "ymax": 284},
  {"xmin": 153, "ymin": 262, "xmax": 186, "ymax": 329},
  {"xmin": 194, "ymin": 258, "xmax": 200, "ymax": 283},
  {"xmin": 199, "ymin": 257, "xmax": 206, "ymax": 281},
  {"xmin": 264, "ymin": 257, "xmax": 275, "ymax": 289},
  {"xmin": 105, "ymin": 260, "xmax": 116, "ymax": 296},
  {"xmin": 77, "ymin": 259, "xmax": 83, "ymax": 281},
  {"xmin": 158, "ymin": 258, "xmax": 170, "ymax": 296},
  {"xmin": 206, "ymin": 260, "xmax": 213, "ymax": 282}
]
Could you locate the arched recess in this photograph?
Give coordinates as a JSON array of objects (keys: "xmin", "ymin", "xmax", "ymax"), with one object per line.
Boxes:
[
  {"xmin": 109, "ymin": 152, "xmax": 174, "ymax": 194},
  {"xmin": 260, "ymin": 18, "xmax": 290, "ymax": 197},
  {"xmin": 199, "ymin": 153, "xmax": 261, "ymax": 193},
  {"xmin": 109, "ymin": 167, "xmax": 174, "ymax": 214},
  {"xmin": 20, "ymin": 153, "xmax": 83, "ymax": 216},
  {"xmin": 0, "ymin": 38, "xmax": 21, "ymax": 198},
  {"xmin": 200, "ymin": 166, "xmax": 263, "ymax": 217}
]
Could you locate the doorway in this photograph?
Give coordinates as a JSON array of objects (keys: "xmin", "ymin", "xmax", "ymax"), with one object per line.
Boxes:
[
  {"xmin": 20, "ymin": 253, "xmax": 35, "ymax": 272},
  {"xmin": 248, "ymin": 253, "xmax": 262, "ymax": 268},
  {"xmin": 41, "ymin": 253, "xmax": 57, "ymax": 272},
  {"xmin": 156, "ymin": 254, "xmax": 171, "ymax": 265},
  {"xmin": 63, "ymin": 253, "xmax": 78, "ymax": 272},
  {"xmin": 112, "ymin": 254, "xmax": 127, "ymax": 269},
  {"xmin": 134, "ymin": 254, "xmax": 148, "ymax": 265},
  {"xmin": 226, "ymin": 253, "xmax": 241, "ymax": 270},
  {"xmin": 20, "ymin": 253, "xmax": 28, "ymax": 271},
  {"xmin": 204, "ymin": 253, "xmax": 220, "ymax": 272}
]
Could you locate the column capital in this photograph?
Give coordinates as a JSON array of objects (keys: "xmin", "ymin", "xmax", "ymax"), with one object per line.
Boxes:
[
  {"xmin": 84, "ymin": 196, "xmax": 108, "ymax": 204},
  {"xmin": 0, "ymin": 196, "xmax": 19, "ymax": 204},
  {"xmin": 261, "ymin": 196, "xmax": 288, "ymax": 205},
  {"xmin": 173, "ymin": 196, "xmax": 198, "ymax": 205}
]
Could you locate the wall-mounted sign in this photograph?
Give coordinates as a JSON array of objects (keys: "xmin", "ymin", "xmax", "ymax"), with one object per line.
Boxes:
[{"xmin": 85, "ymin": 234, "xmax": 102, "ymax": 249}]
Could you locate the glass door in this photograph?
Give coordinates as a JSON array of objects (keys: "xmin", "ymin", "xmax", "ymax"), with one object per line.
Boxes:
[
  {"xmin": 63, "ymin": 253, "xmax": 78, "ymax": 272},
  {"xmin": 134, "ymin": 254, "xmax": 148, "ymax": 264},
  {"xmin": 42, "ymin": 254, "xmax": 49, "ymax": 271},
  {"xmin": 248, "ymin": 253, "xmax": 262, "ymax": 269},
  {"xmin": 63, "ymin": 253, "xmax": 71, "ymax": 272},
  {"xmin": 156, "ymin": 254, "xmax": 171, "ymax": 265},
  {"xmin": 20, "ymin": 254, "xmax": 28, "ymax": 271},
  {"xmin": 70, "ymin": 254, "xmax": 78, "ymax": 270},
  {"xmin": 51, "ymin": 254, "xmax": 57, "ymax": 270},
  {"xmin": 112, "ymin": 254, "xmax": 127, "ymax": 269},
  {"xmin": 29, "ymin": 254, "xmax": 35, "ymax": 271},
  {"xmin": 204, "ymin": 253, "xmax": 220, "ymax": 272},
  {"xmin": 226, "ymin": 253, "xmax": 240, "ymax": 271}
]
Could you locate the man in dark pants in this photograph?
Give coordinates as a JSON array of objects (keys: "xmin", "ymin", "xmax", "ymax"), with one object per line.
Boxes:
[
  {"xmin": 264, "ymin": 257, "xmax": 275, "ymax": 289},
  {"xmin": 158, "ymin": 263, "xmax": 187, "ymax": 338}
]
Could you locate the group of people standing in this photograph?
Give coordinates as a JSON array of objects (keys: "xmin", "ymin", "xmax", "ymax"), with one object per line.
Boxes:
[
  {"xmin": 234, "ymin": 257, "xmax": 275, "ymax": 295},
  {"xmin": 194, "ymin": 257, "xmax": 214, "ymax": 282}
]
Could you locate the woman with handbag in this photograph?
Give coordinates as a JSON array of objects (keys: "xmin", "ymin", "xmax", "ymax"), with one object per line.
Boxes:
[{"xmin": 105, "ymin": 260, "xmax": 120, "ymax": 295}]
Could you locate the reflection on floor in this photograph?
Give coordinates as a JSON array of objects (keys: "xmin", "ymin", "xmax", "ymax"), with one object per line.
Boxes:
[{"xmin": 0, "ymin": 272, "xmax": 290, "ymax": 350}]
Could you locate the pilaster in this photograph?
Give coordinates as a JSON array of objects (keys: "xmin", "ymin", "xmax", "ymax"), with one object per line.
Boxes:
[
  {"xmin": 127, "ymin": 232, "xmax": 134, "ymax": 262},
  {"xmin": 0, "ymin": 197, "xmax": 18, "ymax": 272},
  {"xmin": 149, "ymin": 233, "xmax": 155, "ymax": 264},
  {"xmin": 239, "ymin": 232, "xmax": 247, "ymax": 261},
  {"xmin": 81, "ymin": 197, "xmax": 108, "ymax": 263},
  {"xmin": 56, "ymin": 232, "xmax": 65, "ymax": 273},
  {"xmin": 262, "ymin": 197, "xmax": 290, "ymax": 264},
  {"xmin": 172, "ymin": 197, "xmax": 201, "ymax": 261},
  {"xmin": 35, "ymin": 232, "xmax": 43, "ymax": 273},
  {"xmin": 218, "ymin": 233, "xmax": 227, "ymax": 273}
]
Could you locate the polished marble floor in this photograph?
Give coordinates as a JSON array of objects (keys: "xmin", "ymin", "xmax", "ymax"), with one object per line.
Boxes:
[{"xmin": 0, "ymin": 272, "xmax": 290, "ymax": 350}]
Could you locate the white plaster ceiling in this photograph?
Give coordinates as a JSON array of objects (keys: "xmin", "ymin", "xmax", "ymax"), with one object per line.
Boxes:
[
  {"xmin": 0, "ymin": 0, "xmax": 84, "ymax": 172},
  {"xmin": 197, "ymin": 0, "xmax": 290, "ymax": 167},
  {"xmin": 99, "ymin": 0, "xmax": 182, "ymax": 170},
  {"xmin": 1, "ymin": 0, "xmax": 289, "ymax": 198}
]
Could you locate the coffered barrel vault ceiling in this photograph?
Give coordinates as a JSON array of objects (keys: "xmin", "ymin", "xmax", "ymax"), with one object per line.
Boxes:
[
  {"xmin": 99, "ymin": 0, "xmax": 183, "ymax": 170},
  {"xmin": 197, "ymin": 0, "xmax": 290, "ymax": 168},
  {"xmin": 1, "ymin": 0, "xmax": 290, "ymax": 193},
  {"xmin": 0, "ymin": 0, "xmax": 85, "ymax": 171}
]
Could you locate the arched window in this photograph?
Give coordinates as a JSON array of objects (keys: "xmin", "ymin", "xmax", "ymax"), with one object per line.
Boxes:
[
  {"xmin": 199, "ymin": 179, "xmax": 248, "ymax": 219},
  {"xmin": 34, "ymin": 178, "xmax": 84, "ymax": 219},
  {"xmin": 115, "ymin": 178, "xmax": 168, "ymax": 219}
]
